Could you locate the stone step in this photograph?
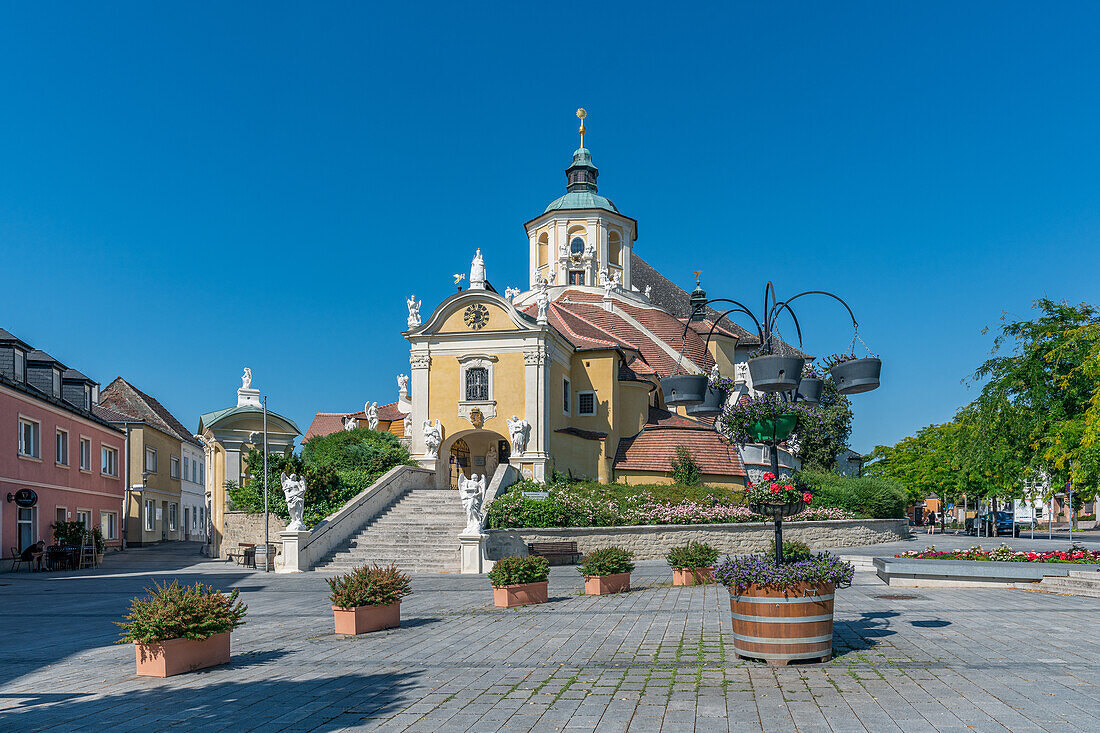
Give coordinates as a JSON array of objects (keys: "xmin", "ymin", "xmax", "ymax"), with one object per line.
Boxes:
[
  {"xmin": 838, "ymin": 555, "xmax": 876, "ymax": 572},
  {"xmin": 1035, "ymin": 577, "xmax": 1100, "ymax": 598}
]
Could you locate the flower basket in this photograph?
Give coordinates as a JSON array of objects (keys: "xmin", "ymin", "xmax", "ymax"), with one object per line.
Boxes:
[
  {"xmin": 796, "ymin": 377, "xmax": 823, "ymax": 404},
  {"xmin": 829, "ymin": 357, "xmax": 881, "ymax": 395},
  {"xmin": 686, "ymin": 387, "xmax": 728, "ymax": 417},
  {"xmin": 747, "ymin": 355, "xmax": 804, "ymax": 393},
  {"xmin": 493, "ymin": 581, "xmax": 549, "ymax": 608},
  {"xmin": 661, "ymin": 374, "xmax": 708, "ymax": 406},
  {"xmin": 750, "ymin": 500, "xmax": 806, "ymax": 518},
  {"xmin": 134, "ymin": 632, "xmax": 231, "ymax": 678},
  {"xmin": 748, "ymin": 415, "xmax": 798, "ymax": 442},
  {"xmin": 728, "ymin": 582, "xmax": 834, "ymax": 666},
  {"xmin": 333, "ymin": 602, "xmax": 401, "ymax": 635}
]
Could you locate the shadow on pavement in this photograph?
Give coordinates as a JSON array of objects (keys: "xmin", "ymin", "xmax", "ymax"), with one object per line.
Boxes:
[
  {"xmin": 832, "ymin": 610, "xmax": 900, "ymax": 657},
  {"xmin": 0, "ymin": 670, "xmax": 423, "ymax": 730}
]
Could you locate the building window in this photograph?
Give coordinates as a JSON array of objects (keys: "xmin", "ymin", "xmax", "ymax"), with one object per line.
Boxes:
[
  {"xmin": 145, "ymin": 447, "xmax": 157, "ymax": 473},
  {"xmin": 183, "ymin": 457, "xmax": 190, "ymax": 482},
  {"xmin": 18, "ymin": 507, "xmax": 36, "ymax": 551},
  {"xmin": 14, "ymin": 348, "xmax": 25, "ymax": 382},
  {"xmin": 18, "ymin": 418, "xmax": 40, "ymax": 458},
  {"xmin": 168, "ymin": 503, "xmax": 178, "ymax": 531},
  {"xmin": 79, "ymin": 438, "xmax": 91, "ymax": 470},
  {"xmin": 55, "ymin": 506, "xmax": 67, "ymax": 525},
  {"xmin": 55, "ymin": 429, "xmax": 69, "ymax": 466},
  {"xmin": 101, "ymin": 511, "xmax": 117, "ymax": 540},
  {"xmin": 83, "ymin": 385, "xmax": 91, "ymax": 411},
  {"xmin": 76, "ymin": 509, "xmax": 91, "ymax": 530},
  {"xmin": 465, "ymin": 367, "xmax": 489, "ymax": 401},
  {"xmin": 563, "ymin": 379, "xmax": 571, "ymax": 414},
  {"xmin": 144, "ymin": 500, "xmax": 156, "ymax": 532},
  {"xmin": 101, "ymin": 445, "xmax": 119, "ymax": 477},
  {"xmin": 170, "ymin": 455, "xmax": 180, "ymax": 479},
  {"xmin": 199, "ymin": 462, "xmax": 205, "ymax": 485},
  {"xmin": 578, "ymin": 391, "xmax": 597, "ymax": 416},
  {"xmin": 52, "ymin": 368, "xmax": 61, "ymax": 397},
  {"xmin": 570, "ymin": 237, "xmax": 585, "ymax": 255}
]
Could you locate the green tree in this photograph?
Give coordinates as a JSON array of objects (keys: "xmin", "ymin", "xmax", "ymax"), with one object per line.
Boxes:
[
  {"xmin": 866, "ymin": 422, "xmax": 967, "ymax": 525},
  {"xmin": 797, "ymin": 379, "xmax": 854, "ymax": 472}
]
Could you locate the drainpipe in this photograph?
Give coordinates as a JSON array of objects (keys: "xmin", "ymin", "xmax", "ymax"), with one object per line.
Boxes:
[{"xmin": 121, "ymin": 422, "xmax": 132, "ymax": 551}]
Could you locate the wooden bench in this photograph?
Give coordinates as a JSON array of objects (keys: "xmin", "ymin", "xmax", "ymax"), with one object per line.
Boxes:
[{"xmin": 527, "ymin": 541, "xmax": 581, "ymax": 566}]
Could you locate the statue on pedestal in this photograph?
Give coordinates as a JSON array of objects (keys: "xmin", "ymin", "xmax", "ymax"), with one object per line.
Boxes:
[
  {"xmin": 279, "ymin": 472, "xmax": 307, "ymax": 532},
  {"xmin": 470, "ymin": 249, "xmax": 486, "ymax": 290},
  {"xmin": 459, "ymin": 473, "xmax": 486, "ymax": 534},
  {"xmin": 423, "ymin": 419, "xmax": 442, "ymax": 458},
  {"xmin": 407, "ymin": 295, "xmax": 422, "ymax": 329},
  {"xmin": 397, "ymin": 374, "xmax": 409, "ymax": 398},
  {"xmin": 507, "ymin": 416, "xmax": 530, "ymax": 456},
  {"xmin": 242, "ymin": 368, "xmax": 252, "ymax": 390}
]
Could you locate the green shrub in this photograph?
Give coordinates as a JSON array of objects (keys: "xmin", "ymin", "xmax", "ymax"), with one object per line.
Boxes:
[
  {"xmin": 115, "ymin": 580, "xmax": 247, "ymax": 644},
  {"xmin": 487, "ymin": 555, "xmax": 550, "ymax": 587},
  {"xmin": 579, "ymin": 547, "xmax": 635, "ymax": 577},
  {"xmin": 762, "ymin": 540, "xmax": 813, "ymax": 562},
  {"xmin": 327, "ymin": 564, "xmax": 413, "ymax": 608},
  {"xmin": 669, "ymin": 446, "xmax": 702, "ymax": 486},
  {"xmin": 51, "ymin": 520, "xmax": 104, "ymax": 553},
  {"xmin": 666, "ymin": 541, "xmax": 720, "ymax": 569},
  {"xmin": 797, "ymin": 471, "xmax": 907, "ymax": 519}
]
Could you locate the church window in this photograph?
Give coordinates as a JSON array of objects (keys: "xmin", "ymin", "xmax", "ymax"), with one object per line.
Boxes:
[
  {"xmin": 577, "ymin": 391, "xmax": 596, "ymax": 416},
  {"xmin": 537, "ymin": 233, "xmax": 549, "ymax": 267},
  {"xmin": 608, "ymin": 231, "xmax": 622, "ymax": 266},
  {"xmin": 465, "ymin": 367, "xmax": 489, "ymax": 401},
  {"xmin": 562, "ymin": 378, "xmax": 571, "ymax": 415},
  {"xmin": 570, "ymin": 237, "xmax": 584, "ymax": 255}
]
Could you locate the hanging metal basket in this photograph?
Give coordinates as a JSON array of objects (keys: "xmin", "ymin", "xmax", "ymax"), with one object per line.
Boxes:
[
  {"xmin": 796, "ymin": 377, "xmax": 823, "ymax": 404},
  {"xmin": 748, "ymin": 415, "xmax": 799, "ymax": 443},
  {"xmin": 750, "ymin": 500, "xmax": 806, "ymax": 519},
  {"xmin": 661, "ymin": 374, "xmax": 708, "ymax": 406},
  {"xmin": 747, "ymin": 355, "xmax": 804, "ymax": 393},
  {"xmin": 686, "ymin": 387, "xmax": 728, "ymax": 417},
  {"xmin": 830, "ymin": 358, "xmax": 881, "ymax": 395}
]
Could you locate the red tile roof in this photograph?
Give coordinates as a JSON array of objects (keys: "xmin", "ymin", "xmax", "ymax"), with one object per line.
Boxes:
[
  {"xmin": 614, "ymin": 426, "xmax": 746, "ymax": 477},
  {"xmin": 303, "ymin": 402, "xmax": 403, "ymax": 442},
  {"xmin": 99, "ymin": 377, "xmax": 201, "ymax": 446}
]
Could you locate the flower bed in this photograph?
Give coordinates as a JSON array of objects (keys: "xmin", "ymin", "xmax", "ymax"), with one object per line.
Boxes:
[{"xmin": 896, "ymin": 544, "xmax": 1100, "ymax": 564}]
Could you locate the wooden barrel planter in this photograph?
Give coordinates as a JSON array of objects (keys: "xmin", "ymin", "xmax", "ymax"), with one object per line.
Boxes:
[{"xmin": 729, "ymin": 581, "xmax": 835, "ymax": 666}]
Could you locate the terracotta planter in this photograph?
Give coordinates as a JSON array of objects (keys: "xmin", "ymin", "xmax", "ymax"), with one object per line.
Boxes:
[
  {"xmin": 493, "ymin": 581, "xmax": 549, "ymax": 608},
  {"xmin": 729, "ymin": 582, "xmax": 834, "ymax": 666},
  {"xmin": 672, "ymin": 567, "xmax": 715, "ymax": 586},
  {"xmin": 584, "ymin": 572, "xmax": 631, "ymax": 595},
  {"xmin": 332, "ymin": 602, "xmax": 401, "ymax": 635},
  {"xmin": 134, "ymin": 632, "xmax": 231, "ymax": 678}
]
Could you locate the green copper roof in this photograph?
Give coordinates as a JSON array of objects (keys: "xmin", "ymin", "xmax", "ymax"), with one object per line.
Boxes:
[
  {"xmin": 197, "ymin": 405, "xmax": 301, "ymax": 434},
  {"xmin": 543, "ymin": 191, "xmax": 619, "ymax": 214},
  {"xmin": 571, "ymin": 147, "xmax": 594, "ymax": 167}
]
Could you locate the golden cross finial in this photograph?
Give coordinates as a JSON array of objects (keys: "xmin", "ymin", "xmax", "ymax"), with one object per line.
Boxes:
[{"xmin": 577, "ymin": 108, "xmax": 587, "ymax": 147}]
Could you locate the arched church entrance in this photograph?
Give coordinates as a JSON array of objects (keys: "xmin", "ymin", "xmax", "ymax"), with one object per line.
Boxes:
[{"xmin": 438, "ymin": 428, "xmax": 510, "ymax": 490}]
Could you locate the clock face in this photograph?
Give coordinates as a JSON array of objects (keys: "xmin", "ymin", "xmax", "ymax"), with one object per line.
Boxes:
[{"xmin": 464, "ymin": 303, "xmax": 490, "ymax": 330}]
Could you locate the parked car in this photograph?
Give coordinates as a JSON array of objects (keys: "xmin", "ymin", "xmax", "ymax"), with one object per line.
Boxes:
[{"xmin": 966, "ymin": 511, "xmax": 1022, "ymax": 537}]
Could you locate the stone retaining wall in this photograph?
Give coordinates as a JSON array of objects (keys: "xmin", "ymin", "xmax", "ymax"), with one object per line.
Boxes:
[
  {"xmin": 223, "ymin": 511, "xmax": 287, "ymax": 559},
  {"xmin": 485, "ymin": 519, "xmax": 909, "ymax": 560}
]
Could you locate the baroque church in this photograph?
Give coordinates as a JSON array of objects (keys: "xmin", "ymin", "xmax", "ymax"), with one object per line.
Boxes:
[{"xmin": 308, "ymin": 112, "xmax": 797, "ymax": 490}]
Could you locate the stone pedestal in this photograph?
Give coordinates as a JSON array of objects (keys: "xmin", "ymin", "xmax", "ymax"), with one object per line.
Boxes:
[
  {"xmin": 459, "ymin": 531, "xmax": 493, "ymax": 575},
  {"xmin": 277, "ymin": 530, "xmax": 311, "ymax": 573},
  {"xmin": 237, "ymin": 387, "xmax": 261, "ymax": 408}
]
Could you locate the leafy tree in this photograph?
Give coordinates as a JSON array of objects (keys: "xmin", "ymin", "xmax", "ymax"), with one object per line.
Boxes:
[
  {"xmin": 865, "ymin": 422, "xmax": 967, "ymax": 525},
  {"xmin": 796, "ymin": 379, "xmax": 854, "ymax": 472}
]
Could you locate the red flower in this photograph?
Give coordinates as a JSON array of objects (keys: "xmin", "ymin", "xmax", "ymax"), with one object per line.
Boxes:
[
  {"xmin": 762, "ymin": 472, "xmax": 776, "ymax": 481},
  {"xmin": 770, "ymin": 484, "xmax": 781, "ymax": 493},
  {"xmin": 802, "ymin": 492, "xmax": 813, "ymax": 502},
  {"xmin": 784, "ymin": 484, "xmax": 794, "ymax": 491}
]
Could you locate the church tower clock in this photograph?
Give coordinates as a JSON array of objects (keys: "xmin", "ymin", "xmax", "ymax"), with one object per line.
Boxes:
[{"xmin": 523, "ymin": 110, "xmax": 638, "ymax": 292}]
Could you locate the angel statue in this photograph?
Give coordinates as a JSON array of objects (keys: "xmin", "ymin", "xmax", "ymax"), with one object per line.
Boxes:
[
  {"xmin": 365, "ymin": 401, "xmax": 380, "ymax": 430},
  {"xmin": 506, "ymin": 415, "xmax": 530, "ymax": 456},
  {"xmin": 407, "ymin": 295, "xmax": 421, "ymax": 329},
  {"xmin": 241, "ymin": 367, "xmax": 252, "ymax": 390},
  {"xmin": 459, "ymin": 473, "xmax": 487, "ymax": 534},
  {"xmin": 397, "ymin": 374, "xmax": 409, "ymax": 396},
  {"xmin": 536, "ymin": 289, "xmax": 549, "ymax": 323},
  {"xmin": 280, "ymin": 472, "xmax": 307, "ymax": 531},
  {"xmin": 343, "ymin": 415, "xmax": 358, "ymax": 431},
  {"xmin": 423, "ymin": 419, "xmax": 442, "ymax": 458}
]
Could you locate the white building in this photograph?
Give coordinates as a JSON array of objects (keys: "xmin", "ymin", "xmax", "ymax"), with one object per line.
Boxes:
[{"xmin": 181, "ymin": 441, "xmax": 206, "ymax": 542}]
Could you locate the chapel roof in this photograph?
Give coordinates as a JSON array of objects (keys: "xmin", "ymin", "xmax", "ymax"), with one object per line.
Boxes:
[{"xmin": 613, "ymin": 406, "xmax": 746, "ymax": 477}]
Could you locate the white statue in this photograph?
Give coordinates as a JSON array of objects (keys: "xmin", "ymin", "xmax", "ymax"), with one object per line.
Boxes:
[
  {"xmin": 407, "ymin": 295, "xmax": 421, "ymax": 329},
  {"xmin": 423, "ymin": 419, "xmax": 442, "ymax": 458},
  {"xmin": 242, "ymin": 368, "xmax": 252, "ymax": 389},
  {"xmin": 536, "ymin": 289, "xmax": 549, "ymax": 324},
  {"xmin": 504, "ymin": 286, "xmax": 520, "ymax": 303},
  {"xmin": 507, "ymin": 416, "xmax": 530, "ymax": 456},
  {"xmin": 710, "ymin": 364, "xmax": 721, "ymax": 382},
  {"xmin": 365, "ymin": 401, "xmax": 379, "ymax": 430},
  {"xmin": 459, "ymin": 473, "xmax": 487, "ymax": 534},
  {"xmin": 343, "ymin": 415, "xmax": 358, "ymax": 431},
  {"xmin": 397, "ymin": 374, "xmax": 409, "ymax": 397},
  {"xmin": 558, "ymin": 241, "xmax": 568, "ymax": 259},
  {"xmin": 734, "ymin": 361, "xmax": 750, "ymax": 383},
  {"xmin": 470, "ymin": 249, "xmax": 486, "ymax": 290},
  {"xmin": 280, "ymin": 472, "xmax": 307, "ymax": 532},
  {"xmin": 644, "ymin": 284, "xmax": 652, "ymax": 299},
  {"xmin": 403, "ymin": 413, "xmax": 412, "ymax": 438},
  {"xmin": 584, "ymin": 239, "xmax": 596, "ymax": 259},
  {"xmin": 602, "ymin": 270, "xmax": 616, "ymax": 298}
]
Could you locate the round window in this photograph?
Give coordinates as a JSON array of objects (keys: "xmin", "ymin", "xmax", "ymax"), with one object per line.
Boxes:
[{"xmin": 570, "ymin": 237, "xmax": 585, "ymax": 255}]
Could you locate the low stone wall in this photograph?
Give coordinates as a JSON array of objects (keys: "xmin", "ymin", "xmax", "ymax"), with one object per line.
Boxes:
[
  {"xmin": 222, "ymin": 511, "xmax": 287, "ymax": 559},
  {"xmin": 485, "ymin": 519, "xmax": 909, "ymax": 560}
]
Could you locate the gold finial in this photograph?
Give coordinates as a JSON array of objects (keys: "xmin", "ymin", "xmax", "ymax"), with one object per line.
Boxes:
[{"xmin": 576, "ymin": 108, "xmax": 587, "ymax": 147}]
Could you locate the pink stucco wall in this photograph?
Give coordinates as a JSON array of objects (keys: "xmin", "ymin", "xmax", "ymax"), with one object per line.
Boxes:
[{"xmin": 1, "ymin": 385, "xmax": 126, "ymax": 556}]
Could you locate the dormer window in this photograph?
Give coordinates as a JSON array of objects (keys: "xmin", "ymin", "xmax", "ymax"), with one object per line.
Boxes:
[
  {"xmin": 52, "ymin": 368, "xmax": 61, "ymax": 397},
  {"xmin": 14, "ymin": 348, "xmax": 25, "ymax": 382},
  {"xmin": 570, "ymin": 237, "xmax": 584, "ymax": 256},
  {"xmin": 84, "ymin": 385, "xmax": 92, "ymax": 410}
]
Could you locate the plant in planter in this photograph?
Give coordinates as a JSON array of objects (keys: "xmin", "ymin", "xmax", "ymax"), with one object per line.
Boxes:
[
  {"xmin": 715, "ymin": 552, "xmax": 853, "ymax": 666},
  {"xmin": 328, "ymin": 563, "xmax": 412, "ymax": 635},
  {"xmin": 116, "ymin": 580, "xmax": 247, "ymax": 677},
  {"xmin": 666, "ymin": 541, "xmax": 720, "ymax": 585},
  {"xmin": 745, "ymin": 472, "xmax": 814, "ymax": 514},
  {"xmin": 579, "ymin": 546, "xmax": 635, "ymax": 595},
  {"xmin": 762, "ymin": 540, "xmax": 813, "ymax": 562},
  {"xmin": 717, "ymin": 394, "xmax": 817, "ymax": 444},
  {"xmin": 796, "ymin": 364, "xmax": 824, "ymax": 404},
  {"xmin": 747, "ymin": 346, "xmax": 805, "ymax": 394},
  {"xmin": 488, "ymin": 555, "xmax": 551, "ymax": 607},
  {"xmin": 823, "ymin": 353, "xmax": 881, "ymax": 395}
]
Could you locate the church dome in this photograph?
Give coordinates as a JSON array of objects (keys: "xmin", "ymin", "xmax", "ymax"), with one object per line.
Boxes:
[
  {"xmin": 543, "ymin": 191, "xmax": 619, "ymax": 214},
  {"xmin": 542, "ymin": 146, "xmax": 619, "ymax": 214}
]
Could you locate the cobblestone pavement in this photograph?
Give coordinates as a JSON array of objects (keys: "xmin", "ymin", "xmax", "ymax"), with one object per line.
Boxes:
[{"xmin": 2, "ymin": 543, "xmax": 1099, "ymax": 732}]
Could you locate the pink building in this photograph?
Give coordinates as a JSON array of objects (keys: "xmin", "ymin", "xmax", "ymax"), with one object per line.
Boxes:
[{"xmin": 1, "ymin": 328, "xmax": 126, "ymax": 559}]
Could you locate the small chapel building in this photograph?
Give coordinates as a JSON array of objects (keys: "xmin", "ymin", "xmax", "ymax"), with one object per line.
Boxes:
[{"xmin": 400, "ymin": 115, "xmax": 786, "ymax": 490}]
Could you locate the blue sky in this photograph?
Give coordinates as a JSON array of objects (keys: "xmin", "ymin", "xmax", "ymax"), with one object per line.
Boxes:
[{"xmin": 2, "ymin": 2, "xmax": 1099, "ymax": 453}]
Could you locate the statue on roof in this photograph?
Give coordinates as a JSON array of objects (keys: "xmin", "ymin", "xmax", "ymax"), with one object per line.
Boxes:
[
  {"xmin": 470, "ymin": 249, "xmax": 486, "ymax": 290},
  {"xmin": 397, "ymin": 374, "xmax": 409, "ymax": 397},
  {"xmin": 504, "ymin": 286, "xmax": 520, "ymax": 303},
  {"xmin": 241, "ymin": 368, "xmax": 252, "ymax": 390},
  {"xmin": 365, "ymin": 401, "xmax": 379, "ymax": 431},
  {"xmin": 536, "ymin": 289, "xmax": 549, "ymax": 324},
  {"xmin": 406, "ymin": 295, "xmax": 421, "ymax": 329}
]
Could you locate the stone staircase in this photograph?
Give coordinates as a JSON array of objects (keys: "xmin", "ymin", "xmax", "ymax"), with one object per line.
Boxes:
[
  {"xmin": 1034, "ymin": 569, "xmax": 1100, "ymax": 598},
  {"xmin": 313, "ymin": 488, "xmax": 466, "ymax": 574},
  {"xmin": 838, "ymin": 555, "xmax": 877, "ymax": 572}
]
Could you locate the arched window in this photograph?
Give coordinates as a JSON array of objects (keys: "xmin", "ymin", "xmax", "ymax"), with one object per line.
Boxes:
[
  {"xmin": 465, "ymin": 367, "xmax": 489, "ymax": 401},
  {"xmin": 537, "ymin": 232, "xmax": 549, "ymax": 267},
  {"xmin": 608, "ymin": 231, "xmax": 622, "ymax": 266},
  {"xmin": 570, "ymin": 237, "xmax": 585, "ymax": 255}
]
